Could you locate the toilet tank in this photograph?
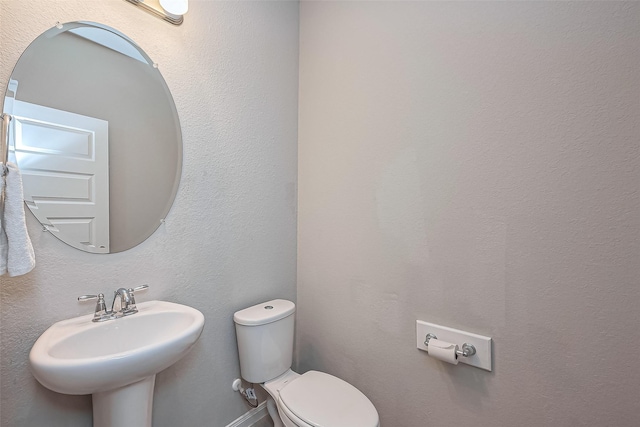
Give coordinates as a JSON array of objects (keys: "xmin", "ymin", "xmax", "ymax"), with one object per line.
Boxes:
[{"xmin": 233, "ymin": 299, "xmax": 295, "ymax": 384}]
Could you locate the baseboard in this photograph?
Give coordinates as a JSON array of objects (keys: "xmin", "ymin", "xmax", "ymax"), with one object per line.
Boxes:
[{"xmin": 225, "ymin": 401, "xmax": 269, "ymax": 427}]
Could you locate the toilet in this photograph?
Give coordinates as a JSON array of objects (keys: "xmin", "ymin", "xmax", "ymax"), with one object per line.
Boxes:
[{"xmin": 234, "ymin": 299, "xmax": 380, "ymax": 427}]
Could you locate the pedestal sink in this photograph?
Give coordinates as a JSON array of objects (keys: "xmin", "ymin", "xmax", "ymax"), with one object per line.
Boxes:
[{"xmin": 29, "ymin": 300, "xmax": 205, "ymax": 427}]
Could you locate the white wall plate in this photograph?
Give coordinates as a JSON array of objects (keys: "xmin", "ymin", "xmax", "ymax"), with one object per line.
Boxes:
[{"xmin": 416, "ymin": 320, "xmax": 492, "ymax": 371}]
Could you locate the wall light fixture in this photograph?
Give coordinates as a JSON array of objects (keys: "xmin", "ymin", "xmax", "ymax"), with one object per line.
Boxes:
[{"xmin": 124, "ymin": 0, "xmax": 188, "ymax": 26}]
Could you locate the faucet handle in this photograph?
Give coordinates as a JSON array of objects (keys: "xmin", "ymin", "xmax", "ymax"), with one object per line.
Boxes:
[
  {"xmin": 125, "ymin": 285, "xmax": 149, "ymax": 314},
  {"xmin": 78, "ymin": 293, "xmax": 110, "ymax": 322}
]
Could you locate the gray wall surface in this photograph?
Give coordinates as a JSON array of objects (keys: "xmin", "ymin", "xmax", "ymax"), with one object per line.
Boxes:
[
  {"xmin": 297, "ymin": 2, "xmax": 640, "ymax": 426},
  {"xmin": 3, "ymin": 1, "xmax": 640, "ymax": 426},
  {"xmin": 0, "ymin": 1, "xmax": 298, "ymax": 426}
]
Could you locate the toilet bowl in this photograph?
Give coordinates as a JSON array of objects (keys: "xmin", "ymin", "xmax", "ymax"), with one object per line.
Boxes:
[
  {"xmin": 234, "ymin": 299, "xmax": 379, "ymax": 427},
  {"xmin": 262, "ymin": 369, "xmax": 378, "ymax": 427}
]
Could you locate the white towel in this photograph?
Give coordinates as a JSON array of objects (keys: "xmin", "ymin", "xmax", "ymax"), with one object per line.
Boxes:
[
  {"xmin": 1, "ymin": 162, "xmax": 35, "ymax": 277},
  {"xmin": 0, "ymin": 166, "xmax": 7, "ymax": 274}
]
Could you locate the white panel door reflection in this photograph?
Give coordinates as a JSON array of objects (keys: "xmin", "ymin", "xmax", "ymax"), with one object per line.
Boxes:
[{"xmin": 11, "ymin": 100, "xmax": 110, "ymax": 253}]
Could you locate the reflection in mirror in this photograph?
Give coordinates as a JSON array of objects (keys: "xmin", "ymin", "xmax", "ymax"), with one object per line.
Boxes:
[
  {"xmin": 12, "ymin": 100, "xmax": 111, "ymax": 252},
  {"xmin": 3, "ymin": 22, "xmax": 182, "ymax": 253}
]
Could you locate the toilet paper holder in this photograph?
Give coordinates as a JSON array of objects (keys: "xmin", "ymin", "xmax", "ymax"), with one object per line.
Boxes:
[{"xmin": 424, "ymin": 333, "xmax": 477, "ymax": 358}]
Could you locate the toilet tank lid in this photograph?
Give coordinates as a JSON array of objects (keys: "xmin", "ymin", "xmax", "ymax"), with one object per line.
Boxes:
[{"xmin": 233, "ymin": 299, "xmax": 295, "ymax": 326}]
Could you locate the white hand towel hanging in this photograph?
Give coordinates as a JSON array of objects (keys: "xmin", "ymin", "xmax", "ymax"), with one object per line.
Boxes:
[{"xmin": 1, "ymin": 162, "xmax": 35, "ymax": 277}]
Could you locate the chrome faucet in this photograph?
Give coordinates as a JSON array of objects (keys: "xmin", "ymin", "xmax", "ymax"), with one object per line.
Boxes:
[
  {"xmin": 78, "ymin": 285, "xmax": 149, "ymax": 322},
  {"xmin": 112, "ymin": 288, "xmax": 132, "ymax": 316}
]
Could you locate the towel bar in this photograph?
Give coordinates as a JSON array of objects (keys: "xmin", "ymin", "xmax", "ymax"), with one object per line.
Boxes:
[{"xmin": 1, "ymin": 113, "xmax": 11, "ymax": 176}]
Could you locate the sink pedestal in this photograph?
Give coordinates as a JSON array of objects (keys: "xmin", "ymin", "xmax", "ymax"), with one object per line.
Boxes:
[
  {"xmin": 29, "ymin": 300, "xmax": 204, "ymax": 426},
  {"xmin": 93, "ymin": 375, "xmax": 156, "ymax": 427}
]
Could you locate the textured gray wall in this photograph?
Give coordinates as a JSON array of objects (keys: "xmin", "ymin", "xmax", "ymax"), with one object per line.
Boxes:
[
  {"xmin": 297, "ymin": 2, "xmax": 640, "ymax": 426},
  {"xmin": 0, "ymin": 1, "xmax": 298, "ymax": 426},
  {"xmin": 3, "ymin": 1, "xmax": 640, "ymax": 426}
]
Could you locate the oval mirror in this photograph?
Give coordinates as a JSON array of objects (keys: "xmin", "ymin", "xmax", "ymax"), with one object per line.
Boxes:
[{"xmin": 2, "ymin": 22, "xmax": 182, "ymax": 253}]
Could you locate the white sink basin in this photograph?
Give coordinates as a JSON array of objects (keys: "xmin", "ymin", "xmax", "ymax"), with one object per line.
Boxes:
[
  {"xmin": 29, "ymin": 300, "xmax": 204, "ymax": 427},
  {"xmin": 30, "ymin": 300, "xmax": 204, "ymax": 395}
]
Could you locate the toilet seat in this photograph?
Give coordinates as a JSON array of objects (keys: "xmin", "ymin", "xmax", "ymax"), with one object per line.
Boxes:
[
  {"xmin": 277, "ymin": 399, "xmax": 315, "ymax": 427},
  {"xmin": 277, "ymin": 371, "xmax": 379, "ymax": 427}
]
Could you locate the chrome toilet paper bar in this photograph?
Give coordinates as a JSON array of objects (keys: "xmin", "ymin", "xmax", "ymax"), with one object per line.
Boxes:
[
  {"xmin": 416, "ymin": 320, "xmax": 492, "ymax": 370},
  {"xmin": 424, "ymin": 333, "xmax": 476, "ymax": 358}
]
